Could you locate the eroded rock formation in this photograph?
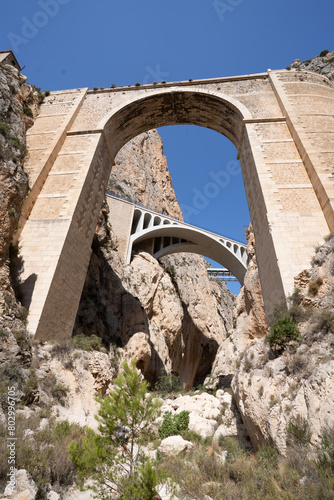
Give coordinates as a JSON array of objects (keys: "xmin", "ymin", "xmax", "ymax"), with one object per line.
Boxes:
[
  {"xmin": 0, "ymin": 62, "xmax": 41, "ymax": 371},
  {"xmin": 288, "ymin": 49, "xmax": 334, "ymax": 81},
  {"xmin": 231, "ymin": 235, "xmax": 334, "ymax": 453},
  {"xmin": 74, "ymin": 130, "xmax": 235, "ymax": 388},
  {"xmin": 209, "ymin": 224, "xmax": 268, "ymax": 388}
]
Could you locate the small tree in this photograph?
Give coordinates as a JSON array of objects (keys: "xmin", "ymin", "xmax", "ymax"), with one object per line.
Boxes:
[{"xmin": 70, "ymin": 359, "xmax": 163, "ymax": 498}]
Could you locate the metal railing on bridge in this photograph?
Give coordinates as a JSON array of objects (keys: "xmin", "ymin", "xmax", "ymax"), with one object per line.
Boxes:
[
  {"xmin": 106, "ymin": 191, "xmax": 247, "ymax": 245},
  {"xmin": 207, "ymin": 268, "xmax": 238, "ymax": 282}
]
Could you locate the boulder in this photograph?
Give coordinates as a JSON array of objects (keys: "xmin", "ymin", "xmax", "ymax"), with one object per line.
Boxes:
[
  {"xmin": 3, "ymin": 470, "xmax": 37, "ymax": 499},
  {"xmin": 159, "ymin": 435, "xmax": 194, "ymax": 455}
]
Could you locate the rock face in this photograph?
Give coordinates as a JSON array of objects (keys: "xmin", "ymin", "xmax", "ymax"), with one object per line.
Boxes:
[
  {"xmin": 157, "ymin": 389, "xmax": 247, "ymax": 442},
  {"xmin": 232, "ymin": 234, "xmax": 334, "ymax": 454},
  {"xmin": 209, "ymin": 225, "xmax": 267, "ymax": 388},
  {"xmin": 3, "ymin": 469, "xmax": 37, "ymax": 500},
  {"xmin": 288, "ymin": 49, "xmax": 334, "ymax": 81},
  {"xmin": 108, "ymin": 129, "xmax": 183, "ymax": 218},
  {"xmin": 159, "ymin": 435, "xmax": 194, "ymax": 455},
  {"xmin": 0, "ymin": 63, "xmax": 41, "ymax": 375},
  {"xmin": 75, "ymin": 130, "xmax": 235, "ymax": 388}
]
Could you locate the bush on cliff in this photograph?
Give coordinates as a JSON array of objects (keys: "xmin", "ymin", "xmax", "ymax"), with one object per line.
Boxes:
[{"xmin": 267, "ymin": 317, "xmax": 301, "ymax": 353}]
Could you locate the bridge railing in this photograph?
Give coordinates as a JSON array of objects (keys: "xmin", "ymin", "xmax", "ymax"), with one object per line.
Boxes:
[
  {"xmin": 106, "ymin": 191, "xmax": 182, "ymax": 221},
  {"xmin": 106, "ymin": 191, "xmax": 247, "ymax": 246}
]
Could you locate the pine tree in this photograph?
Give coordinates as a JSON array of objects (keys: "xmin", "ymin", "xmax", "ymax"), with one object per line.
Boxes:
[{"xmin": 70, "ymin": 359, "xmax": 164, "ymax": 499}]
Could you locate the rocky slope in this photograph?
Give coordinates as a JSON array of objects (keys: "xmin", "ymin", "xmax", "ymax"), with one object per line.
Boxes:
[
  {"xmin": 287, "ymin": 49, "xmax": 334, "ymax": 81},
  {"xmin": 0, "ymin": 62, "xmax": 41, "ymax": 377},
  {"xmin": 74, "ymin": 130, "xmax": 235, "ymax": 388},
  {"xmin": 223, "ymin": 49, "xmax": 334, "ymax": 454},
  {"xmin": 231, "ymin": 235, "xmax": 334, "ymax": 454}
]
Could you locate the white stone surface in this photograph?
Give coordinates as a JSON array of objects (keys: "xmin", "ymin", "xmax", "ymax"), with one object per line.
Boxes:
[{"xmin": 159, "ymin": 435, "xmax": 194, "ymax": 455}]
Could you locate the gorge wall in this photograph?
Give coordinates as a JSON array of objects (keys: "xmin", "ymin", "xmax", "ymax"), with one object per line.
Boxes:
[
  {"xmin": 74, "ymin": 129, "xmax": 236, "ymax": 388},
  {"xmin": 1, "ymin": 51, "xmax": 334, "ymax": 466}
]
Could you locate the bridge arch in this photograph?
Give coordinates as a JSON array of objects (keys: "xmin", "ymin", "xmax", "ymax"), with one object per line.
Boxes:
[
  {"xmin": 98, "ymin": 84, "xmax": 287, "ymax": 317},
  {"xmin": 99, "ymin": 88, "xmax": 251, "ymax": 159},
  {"xmin": 18, "ymin": 72, "xmax": 333, "ymax": 341},
  {"xmin": 122, "ymin": 201, "xmax": 248, "ymax": 284}
]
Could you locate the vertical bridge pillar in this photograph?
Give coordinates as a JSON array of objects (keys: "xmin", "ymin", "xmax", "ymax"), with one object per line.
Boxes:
[{"xmin": 19, "ymin": 130, "xmax": 113, "ymax": 341}]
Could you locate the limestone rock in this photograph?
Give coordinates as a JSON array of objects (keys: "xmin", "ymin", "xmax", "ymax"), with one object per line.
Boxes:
[
  {"xmin": 47, "ymin": 492, "xmax": 60, "ymax": 500},
  {"xmin": 75, "ymin": 128, "xmax": 235, "ymax": 388},
  {"xmin": 158, "ymin": 484, "xmax": 179, "ymax": 500},
  {"xmin": 88, "ymin": 351, "xmax": 115, "ymax": 396},
  {"xmin": 48, "ymin": 349, "xmax": 115, "ymax": 428},
  {"xmin": 63, "ymin": 486, "xmax": 95, "ymax": 500},
  {"xmin": 109, "ymin": 130, "xmax": 183, "ymax": 219},
  {"xmin": 210, "ymin": 224, "xmax": 267, "ymax": 388},
  {"xmin": 288, "ymin": 50, "xmax": 334, "ymax": 81},
  {"xmin": 158, "ymin": 390, "xmax": 244, "ymax": 439},
  {"xmin": 123, "ymin": 332, "xmax": 152, "ymax": 373},
  {"xmin": 232, "ymin": 335, "xmax": 334, "ymax": 454},
  {"xmin": 159, "ymin": 435, "xmax": 194, "ymax": 455},
  {"xmin": 3, "ymin": 470, "xmax": 36, "ymax": 499}
]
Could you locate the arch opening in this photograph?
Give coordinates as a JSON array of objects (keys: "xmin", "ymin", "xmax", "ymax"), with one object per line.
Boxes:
[{"xmin": 103, "ymin": 90, "xmax": 247, "ymax": 159}]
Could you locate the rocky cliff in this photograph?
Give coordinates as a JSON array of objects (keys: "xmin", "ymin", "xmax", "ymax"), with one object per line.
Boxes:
[
  {"xmin": 1, "ymin": 52, "xmax": 334, "ymax": 500},
  {"xmin": 0, "ymin": 62, "xmax": 41, "ymax": 372},
  {"xmin": 287, "ymin": 49, "xmax": 334, "ymax": 81},
  {"xmin": 74, "ymin": 130, "xmax": 235, "ymax": 388},
  {"xmin": 225, "ymin": 49, "xmax": 334, "ymax": 453},
  {"xmin": 209, "ymin": 224, "xmax": 268, "ymax": 388},
  {"xmin": 232, "ymin": 235, "xmax": 334, "ymax": 454}
]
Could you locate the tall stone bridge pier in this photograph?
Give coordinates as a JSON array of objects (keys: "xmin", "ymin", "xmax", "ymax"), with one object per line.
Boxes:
[{"xmin": 15, "ymin": 70, "xmax": 334, "ymax": 341}]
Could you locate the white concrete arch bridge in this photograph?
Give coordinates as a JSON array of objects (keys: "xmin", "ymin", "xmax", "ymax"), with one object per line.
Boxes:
[{"xmin": 106, "ymin": 193, "xmax": 248, "ymax": 284}]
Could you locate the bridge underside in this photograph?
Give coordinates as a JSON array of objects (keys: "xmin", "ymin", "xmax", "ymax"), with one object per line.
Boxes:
[{"xmin": 130, "ymin": 228, "xmax": 247, "ymax": 284}]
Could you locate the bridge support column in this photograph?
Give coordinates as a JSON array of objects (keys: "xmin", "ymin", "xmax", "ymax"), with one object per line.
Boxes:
[
  {"xmin": 19, "ymin": 132, "xmax": 113, "ymax": 341},
  {"xmin": 106, "ymin": 196, "xmax": 134, "ymax": 262},
  {"xmin": 240, "ymin": 115, "xmax": 329, "ymax": 315}
]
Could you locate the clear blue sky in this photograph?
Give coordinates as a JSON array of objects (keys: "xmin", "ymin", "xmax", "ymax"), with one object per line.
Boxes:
[{"xmin": 1, "ymin": 0, "xmax": 333, "ymax": 292}]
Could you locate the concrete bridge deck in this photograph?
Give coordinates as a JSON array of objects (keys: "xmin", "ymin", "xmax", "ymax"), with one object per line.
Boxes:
[{"xmin": 106, "ymin": 192, "xmax": 248, "ymax": 284}]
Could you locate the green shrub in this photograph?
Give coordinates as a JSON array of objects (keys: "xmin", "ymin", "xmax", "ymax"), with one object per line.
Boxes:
[
  {"xmin": 287, "ymin": 415, "xmax": 312, "ymax": 446},
  {"xmin": 155, "ymin": 373, "xmax": 182, "ymax": 394},
  {"xmin": 158, "ymin": 410, "xmax": 190, "ymax": 439},
  {"xmin": 0, "ymin": 120, "xmax": 10, "ymax": 137},
  {"xmin": 308, "ymin": 277, "xmax": 323, "ymax": 296},
  {"xmin": 8, "ymin": 208, "xmax": 17, "ymax": 217},
  {"xmin": 23, "ymin": 106, "xmax": 33, "ymax": 117},
  {"xmin": 320, "ymin": 49, "xmax": 330, "ymax": 57},
  {"xmin": 6, "ymin": 416, "xmax": 85, "ymax": 497},
  {"xmin": 314, "ymin": 310, "xmax": 334, "ymax": 335},
  {"xmin": 71, "ymin": 333, "xmax": 105, "ymax": 352},
  {"xmin": 44, "ymin": 90, "xmax": 50, "ymax": 97},
  {"xmin": 51, "ymin": 384, "xmax": 68, "ymax": 405},
  {"xmin": 267, "ymin": 317, "xmax": 301, "ymax": 352},
  {"xmin": 318, "ymin": 429, "xmax": 334, "ymax": 471},
  {"xmin": 51, "ymin": 342, "xmax": 72, "ymax": 359}
]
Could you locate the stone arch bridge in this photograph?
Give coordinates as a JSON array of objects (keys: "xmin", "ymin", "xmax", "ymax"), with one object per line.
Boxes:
[
  {"xmin": 15, "ymin": 70, "xmax": 334, "ymax": 341},
  {"xmin": 106, "ymin": 193, "xmax": 248, "ymax": 284}
]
